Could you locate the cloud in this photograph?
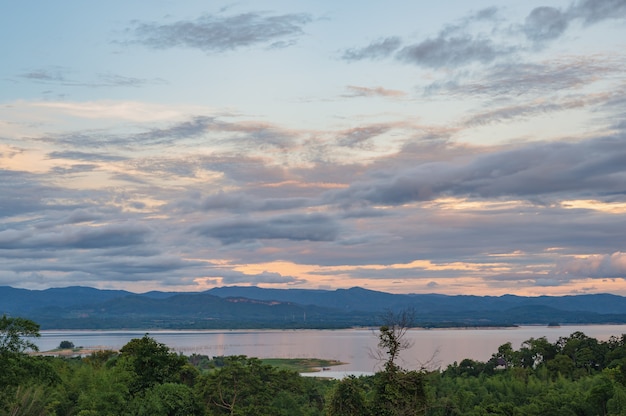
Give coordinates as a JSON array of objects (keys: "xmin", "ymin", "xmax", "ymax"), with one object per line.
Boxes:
[
  {"xmin": 48, "ymin": 150, "xmax": 127, "ymax": 162},
  {"xmin": 340, "ymin": 5, "xmax": 512, "ymax": 69},
  {"xmin": 130, "ymin": 116, "xmax": 215, "ymax": 145},
  {"xmin": 522, "ymin": 7, "xmax": 569, "ymax": 42},
  {"xmin": 427, "ymin": 57, "xmax": 622, "ymax": 97},
  {"xmin": 343, "ymin": 0, "xmax": 626, "ymax": 71},
  {"xmin": 342, "ymin": 85, "xmax": 406, "ymax": 98},
  {"xmin": 337, "ymin": 124, "xmax": 393, "ymax": 148},
  {"xmin": 0, "ymin": 170, "xmax": 63, "ymax": 218},
  {"xmin": 341, "ymin": 37, "xmax": 402, "ymax": 61},
  {"xmin": 0, "ymin": 222, "xmax": 151, "ymax": 250},
  {"xmin": 210, "ymin": 269, "xmax": 305, "ymax": 285},
  {"xmin": 461, "ymin": 91, "xmax": 612, "ymax": 126},
  {"xmin": 522, "ymin": 0, "xmax": 626, "ymax": 45},
  {"xmin": 568, "ymin": 0, "xmax": 626, "ymax": 24},
  {"xmin": 326, "ymin": 135, "xmax": 626, "ymax": 206},
  {"xmin": 200, "ymin": 191, "xmax": 311, "ymax": 213},
  {"xmin": 131, "ymin": 12, "xmax": 312, "ymax": 52},
  {"xmin": 38, "ymin": 116, "xmax": 299, "ymax": 157},
  {"xmin": 19, "ymin": 67, "xmax": 66, "ymax": 82},
  {"xmin": 50, "ymin": 164, "xmax": 98, "ymax": 175},
  {"xmin": 194, "ymin": 213, "xmax": 339, "ymax": 244},
  {"xmin": 17, "ymin": 67, "xmax": 165, "ymax": 88},
  {"xmin": 557, "ymin": 252, "xmax": 626, "ymax": 278},
  {"xmin": 397, "ymin": 35, "xmax": 506, "ymax": 68}
]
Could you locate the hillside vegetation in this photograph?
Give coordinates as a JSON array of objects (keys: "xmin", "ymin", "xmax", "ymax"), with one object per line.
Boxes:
[{"xmin": 3, "ymin": 286, "xmax": 626, "ymax": 329}]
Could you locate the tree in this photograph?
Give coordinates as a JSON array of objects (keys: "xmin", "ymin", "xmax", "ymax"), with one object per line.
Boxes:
[
  {"xmin": 0, "ymin": 315, "xmax": 40, "ymax": 354},
  {"xmin": 130, "ymin": 383, "xmax": 202, "ymax": 416},
  {"xmin": 195, "ymin": 355, "xmax": 322, "ymax": 415},
  {"xmin": 327, "ymin": 376, "xmax": 370, "ymax": 416},
  {"xmin": 118, "ymin": 334, "xmax": 187, "ymax": 394},
  {"xmin": 374, "ymin": 309, "xmax": 416, "ymax": 374},
  {"xmin": 59, "ymin": 340, "xmax": 75, "ymax": 349},
  {"xmin": 372, "ymin": 309, "xmax": 427, "ymax": 416}
]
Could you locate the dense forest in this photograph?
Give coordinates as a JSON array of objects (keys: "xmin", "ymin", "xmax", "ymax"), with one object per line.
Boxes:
[{"xmin": 4, "ymin": 313, "xmax": 626, "ymax": 415}]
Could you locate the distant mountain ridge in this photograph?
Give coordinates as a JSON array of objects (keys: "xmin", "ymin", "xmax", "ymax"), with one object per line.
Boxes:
[{"xmin": 2, "ymin": 285, "xmax": 626, "ymax": 329}]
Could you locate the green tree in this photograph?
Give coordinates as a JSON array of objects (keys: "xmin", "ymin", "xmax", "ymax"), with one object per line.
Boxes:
[
  {"xmin": 0, "ymin": 315, "xmax": 40, "ymax": 354},
  {"xmin": 0, "ymin": 317, "xmax": 58, "ymax": 415},
  {"xmin": 5, "ymin": 386, "xmax": 48, "ymax": 416},
  {"xmin": 195, "ymin": 355, "xmax": 323, "ymax": 415},
  {"xmin": 326, "ymin": 376, "xmax": 369, "ymax": 416},
  {"xmin": 58, "ymin": 340, "xmax": 75, "ymax": 349},
  {"xmin": 371, "ymin": 310, "xmax": 427, "ymax": 416},
  {"xmin": 130, "ymin": 383, "xmax": 202, "ymax": 416},
  {"xmin": 118, "ymin": 334, "xmax": 187, "ymax": 395}
]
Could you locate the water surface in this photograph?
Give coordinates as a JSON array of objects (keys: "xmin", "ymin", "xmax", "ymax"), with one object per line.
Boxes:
[{"xmin": 36, "ymin": 325, "xmax": 626, "ymax": 371}]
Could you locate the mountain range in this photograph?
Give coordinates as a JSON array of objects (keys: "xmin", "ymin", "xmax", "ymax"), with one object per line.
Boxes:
[{"xmin": 3, "ymin": 285, "xmax": 626, "ymax": 329}]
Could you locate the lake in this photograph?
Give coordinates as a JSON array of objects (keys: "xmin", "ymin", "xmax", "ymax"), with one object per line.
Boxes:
[{"xmin": 35, "ymin": 325, "xmax": 626, "ymax": 372}]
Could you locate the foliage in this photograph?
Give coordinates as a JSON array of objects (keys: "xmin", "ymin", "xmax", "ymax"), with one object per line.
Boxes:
[
  {"xmin": 327, "ymin": 310, "xmax": 427, "ymax": 415},
  {"xmin": 129, "ymin": 383, "xmax": 202, "ymax": 416},
  {"xmin": 0, "ymin": 315, "xmax": 40, "ymax": 354},
  {"xmin": 58, "ymin": 340, "xmax": 75, "ymax": 349},
  {"xmin": 8, "ymin": 315, "xmax": 626, "ymax": 415},
  {"xmin": 195, "ymin": 355, "xmax": 325, "ymax": 415},
  {"xmin": 326, "ymin": 376, "xmax": 369, "ymax": 416},
  {"xmin": 118, "ymin": 334, "xmax": 188, "ymax": 394},
  {"xmin": 261, "ymin": 358, "xmax": 344, "ymax": 373}
]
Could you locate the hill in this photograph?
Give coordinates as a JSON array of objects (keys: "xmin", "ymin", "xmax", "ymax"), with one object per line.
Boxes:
[{"xmin": 2, "ymin": 285, "xmax": 626, "ymax": 329}]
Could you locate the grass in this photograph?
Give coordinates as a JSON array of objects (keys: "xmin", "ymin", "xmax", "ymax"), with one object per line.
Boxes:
[{"xmin": 261, "ymin": 358, "xmax": 345, "ymax": 373}]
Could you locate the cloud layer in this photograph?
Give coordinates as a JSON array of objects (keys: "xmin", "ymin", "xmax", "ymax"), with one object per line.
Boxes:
[{"xmin": 1, "ymin": 0, "xmax": 625, "ymax": 295}]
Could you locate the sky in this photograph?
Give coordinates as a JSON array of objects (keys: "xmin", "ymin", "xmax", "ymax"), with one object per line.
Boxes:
[{"xmin": 1, "ymin": 0, "xmax": 626, "ymax": 296}]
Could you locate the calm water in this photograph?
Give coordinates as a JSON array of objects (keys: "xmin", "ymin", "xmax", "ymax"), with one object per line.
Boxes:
[{"xmin": 35, "ymin": 325, "xmax": 626, "ymax": 372}]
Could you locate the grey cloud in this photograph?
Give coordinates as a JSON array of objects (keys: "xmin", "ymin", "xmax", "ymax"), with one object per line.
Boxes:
[
  {"xmin": 131, "ymin": 116, "xmax": 214, "ymax": 144},
  {"xmin": 18, "ymin": 67, "xmax": 163, "ymax": 88},
  {"xmin": 427, "ymin": 59, "xmax": 621, "ymax": 97},
  {"xmin": 338, "ymin": 124, "xmax": 392, "ymax": 148},
  {"xmin": 132, "ymin": 12, "xmax": 312, "ymax": 52},
  {"xmin": 28, "ymin": 208, "xmax": 105, "ymax": 230},
  {"xmin": 439, "ymin": 6, "xmax": 501, "ymax": 38},
  {"xmin": 0, "ymin": 170, "xmax": 63, "ymax": 218},
  {"xmin": 96, "ymin": 73, "xmax": 167, "ymax": 88},
  {"xmin": 485, "ymin": 273, "xmax": 570, "ymax": 288},
  {"xmin": 194, "ymin": 213, "xmax": 339, "ymax": 244},
  {"xmin": 473, "ymin": 6, "xmax": 499, "ymax": 21},
  {"xmin": 463, "ymin": 100, "xmax": 569, "ymax": 127},
  {"xmin": 212, "ymin": 270, "xmax": 305, "ymax": 285},
  {"xmin": 48, "ymin": 150, "xmax": 127, "ymax": 162},
  {"xmin": 522, "ymin": 0, "xmax": 626, "ymax": 44},
  {"xmin": 19, "ymin": 67, "xmax": 67, "ymax": 82},
  {"xmin": 327, "ymin": 136, "xmax": 626, "ymax": 206},
  {"xmin": 197, "ymin": 155, "xmax": 289, "ymax": 184},
  {"xmin": 342, "ymin": 85, "xmax": 406, "ymax": 98},
  {"xmin": 1, "ymin": 252, "xmax": 204, "ymax": 287},
  {"xmin": 50, "ymin": 164, "xmax": 98, "ymax": 175},
  {"xmin": 523, "ymin": 7, "xmax": 569, "ymax": 42},
  {"xmin": 201, "ymin": 191, "xmax": 311, "ymax": 213},
  {"xmin": 569, "ymin": 0, "xmax": 626, "ymax": 24},
  {"xmin": 342, "ymin": 37, "xmax": 402, "ymax": 61},
  {"xmin": 556, "ymin": 252, "xmax": 626, "ymax": 279},
  {"xmin": 41, "ymin": 116, "xmax": 299, "ymax": 156},
  {"xmin": 89, "ymin": 256, "xmax": 199, "ymax": 276},
  {"xmin": 397, "ymin": 36, "xmax": 504, "ymax": 68},
  {"xmin": 0, "ymin": 222, "xmax": 150, "ymax": 250}
]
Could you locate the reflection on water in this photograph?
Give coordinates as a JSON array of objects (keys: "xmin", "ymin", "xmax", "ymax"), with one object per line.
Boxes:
[{"xmin": 35, "ymin": 325, "xmax": 626, "ymax": 372}]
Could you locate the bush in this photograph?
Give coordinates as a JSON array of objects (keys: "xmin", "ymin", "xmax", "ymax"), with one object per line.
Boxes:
[{"xmin": 59, "ymin": 341, "xmax": 75, "ymax": 349}]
